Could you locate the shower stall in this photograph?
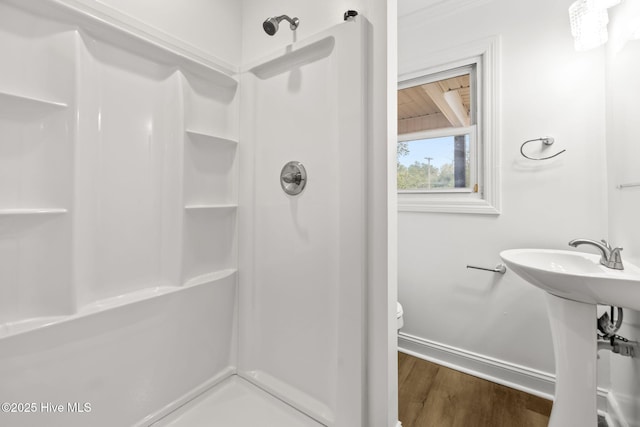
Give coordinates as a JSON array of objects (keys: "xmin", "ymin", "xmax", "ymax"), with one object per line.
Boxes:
[{"xmin": 0, "ymin": 1, "xmax": 389, "ymax": 426}]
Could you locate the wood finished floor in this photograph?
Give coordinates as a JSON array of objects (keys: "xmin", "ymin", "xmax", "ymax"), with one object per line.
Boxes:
[{"xmin": 398, "ymin": 352, "xmax": 553, "ymax": 427}]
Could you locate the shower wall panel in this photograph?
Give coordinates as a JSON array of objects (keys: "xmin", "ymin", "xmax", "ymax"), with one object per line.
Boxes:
[
  {"xmin": 0, "ymin": 1, "xmax": 240, "ymax": 425},
  {"xmin": 0, "ymin": 2, "xmax": 76, "ymax": 325},
  {"xmin": 0, "ymin": 0, "xmax": 240, "ymax": 326},
  {"xmin": 73, "ymin": 35, "xmax": 183, "ymax": 305},
  {"xmin": 239, "ymin": 19, "xmax": 368, "ymax": 427},
  {"xmin": 0, "ymin": 272, "xmax": 238, "ymax": 427}
]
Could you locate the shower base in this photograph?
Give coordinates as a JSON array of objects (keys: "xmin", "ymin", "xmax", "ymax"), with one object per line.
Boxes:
[{"xmin": 152, "ymin": 375, "xmax": 322, "ymax": 427}]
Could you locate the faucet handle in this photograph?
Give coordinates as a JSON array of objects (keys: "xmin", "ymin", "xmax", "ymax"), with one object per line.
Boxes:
[
  {"xmin": 610, "ymin": 246, "xmax": 623, "ymax": 257},
  {"xmin": 608, "ymin": 247, "xmax": 624, "ymax": 270},
  {"xmin": 601, "ymin": 239, "xmax": 612, "ymax": 250}
]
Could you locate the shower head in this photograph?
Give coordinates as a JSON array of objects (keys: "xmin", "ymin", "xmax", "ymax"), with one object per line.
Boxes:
[
  {"xmin": 262, "ymin": 18, "xmax": 279, "ymax": 36},
  {"xmin": 263, "ymin": 15, "xmax": 299, "ymax": 36}
]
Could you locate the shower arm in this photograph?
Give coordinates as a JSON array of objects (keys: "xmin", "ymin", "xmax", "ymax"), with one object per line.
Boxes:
[{"xmin": 276, "ymin": 15, "xmax": 299, "ymax": 30}]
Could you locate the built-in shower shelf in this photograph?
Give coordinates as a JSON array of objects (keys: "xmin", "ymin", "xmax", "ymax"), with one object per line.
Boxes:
[
  {"xmin": 247, "ymin": 35, "xmax": 336, "ymax": 79},
  {"xmin": 184, "ymin": 204, "xmax": 237, "ymax": 211},
  {"xmin": 182, "ymin": 269, "xmax": 237, "ymax": 288},
  {"xmin": 79, "ymin": 285, "xmax": 179, "ymax": 315},
  {"xmin": 0, "ymin": 208, "xmax": 67, "ymax": 216},
  {"xmin": 185, "ymin": 129, "xmax": 238, "ymax": 145},
  {"xmin": 0, "ymin": 91, "xmax": 67, "ymax": 117}
]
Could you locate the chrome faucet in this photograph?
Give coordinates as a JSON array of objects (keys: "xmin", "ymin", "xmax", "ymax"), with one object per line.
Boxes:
[{"xmin": 568, "ymin": 238, "xmax": 624, "ymax": 270}]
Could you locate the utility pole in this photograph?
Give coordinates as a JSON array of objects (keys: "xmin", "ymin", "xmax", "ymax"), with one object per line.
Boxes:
[{"xmin": 425, "ymin": 157, "xmax": 433, "ymax": 189}]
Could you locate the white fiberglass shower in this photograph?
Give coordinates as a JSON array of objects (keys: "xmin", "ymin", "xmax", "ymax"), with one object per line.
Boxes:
[{"xmin": 0, "ymin": 1, "xmax": 379, "ymax": 426}]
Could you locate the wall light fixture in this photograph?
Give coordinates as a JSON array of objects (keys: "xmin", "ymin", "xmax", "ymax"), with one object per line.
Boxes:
[{"xmin": 569, "ymin": 0, "xmax": 622, "ymax": 50}]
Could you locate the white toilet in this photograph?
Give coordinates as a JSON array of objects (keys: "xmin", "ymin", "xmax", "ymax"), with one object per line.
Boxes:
[{"xmin": 397, "ymin": 302, "xmax": 404, "ymax": 330}]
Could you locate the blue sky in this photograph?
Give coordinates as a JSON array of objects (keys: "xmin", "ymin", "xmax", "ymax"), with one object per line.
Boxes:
[{"xmin": 398, "ymin": 136, "xmax": 457, "ymax": 169}]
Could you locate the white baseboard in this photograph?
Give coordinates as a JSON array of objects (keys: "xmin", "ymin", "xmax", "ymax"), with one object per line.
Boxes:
[
  {"xmin": 398, "ymin": 332, "xmax": 613, "ymax": 415},
  {"xmin": 398, "ymin": 332, "xmax": 555, "ymax": 399}
]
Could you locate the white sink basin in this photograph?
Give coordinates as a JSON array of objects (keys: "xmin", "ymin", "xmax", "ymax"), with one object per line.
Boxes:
[
  {"xmin": 500, "ymin": 249, "xmax": 640, "ymax": 311},
  {"xmin": 500, "ymin": 247, "xmax": 640, "ymax": 427}
]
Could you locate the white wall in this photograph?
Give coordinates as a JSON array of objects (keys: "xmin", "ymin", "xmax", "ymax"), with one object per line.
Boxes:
[
  {"xmin": 95, "ymin": 0, "xmax": 242, "ymax": 66},
  {"xmin": 606, "ymin": 2, "xmax": 640, "ymax": 425},
  {"xmin": 398, "ymin": 0, "xmax": 608, "ymax": 393}
]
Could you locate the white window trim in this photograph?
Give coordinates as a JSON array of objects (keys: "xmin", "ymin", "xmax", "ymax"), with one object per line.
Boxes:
[{"xmin": 397, "ymin": 36, "xmax": 501, "ymax": 215}]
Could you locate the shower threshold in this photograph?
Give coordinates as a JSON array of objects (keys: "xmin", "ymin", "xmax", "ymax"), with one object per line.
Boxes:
[{"xmin": 151, "ymin": 375, "xmax": 322, "ymax": 427}]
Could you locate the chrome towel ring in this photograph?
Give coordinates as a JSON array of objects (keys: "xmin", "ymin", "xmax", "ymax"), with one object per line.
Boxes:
[{"xmin": 520, "ymin": 136, "xmax": 566, "ymax": 160}]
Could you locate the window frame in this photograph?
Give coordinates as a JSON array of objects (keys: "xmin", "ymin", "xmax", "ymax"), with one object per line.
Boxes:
[{"xmin": 397, "ymin": 36, "xmax": 501, "ymax": 215}]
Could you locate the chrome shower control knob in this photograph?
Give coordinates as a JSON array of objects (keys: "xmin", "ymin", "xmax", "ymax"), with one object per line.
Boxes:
[
  {"xmin": 281, "ymin": 172, "xmax": 302, "ymax": 185},
  {"xmin": 280, "ymin": 161, "xmax": 307, "ymax": 195}
]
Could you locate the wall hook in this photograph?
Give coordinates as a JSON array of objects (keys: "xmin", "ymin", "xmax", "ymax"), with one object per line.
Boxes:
[{"xmin": 520, "ymin": 136, "xmax": 566, "ymax": 160}]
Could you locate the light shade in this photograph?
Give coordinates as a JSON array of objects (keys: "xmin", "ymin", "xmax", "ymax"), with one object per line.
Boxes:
[
  {"xmin": 569, "ymin": 0, "xmax": 621, "ymax": 51},
  {"xmin": 593, "ymin": 0, "xmax": 622, "ymax": 8}
]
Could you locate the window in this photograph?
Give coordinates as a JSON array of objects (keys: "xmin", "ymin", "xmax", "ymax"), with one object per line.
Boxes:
[
  {"xmin": 398, "ymin": 66, "xmax": 476, "ymax": 193},
  {"xmin": 397, "ymin": 37, "xmax": 500, "ymax": 214},
  {"xmin": 398, "ymin": 131, "xmax": 474, "ymax": 191}
]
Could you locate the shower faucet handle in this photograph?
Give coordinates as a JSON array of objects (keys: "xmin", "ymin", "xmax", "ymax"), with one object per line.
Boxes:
[
  {"xmin": 280, "ymin": 161, "xmax": 307, "ymax": 196},
  {"xmin": 282, "ymin": 171, "xmax": 302, "ymax": 185}
]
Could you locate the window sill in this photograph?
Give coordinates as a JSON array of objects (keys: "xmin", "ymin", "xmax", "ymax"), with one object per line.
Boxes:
[{"xmin": 398, "ymin": 194, "xmax": 501, "ymax": 215}]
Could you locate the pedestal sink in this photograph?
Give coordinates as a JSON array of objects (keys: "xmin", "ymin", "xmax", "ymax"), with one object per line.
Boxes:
[{"xmin": 500, "ymin": 249, "xmax": 640, "ymax": 427}]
